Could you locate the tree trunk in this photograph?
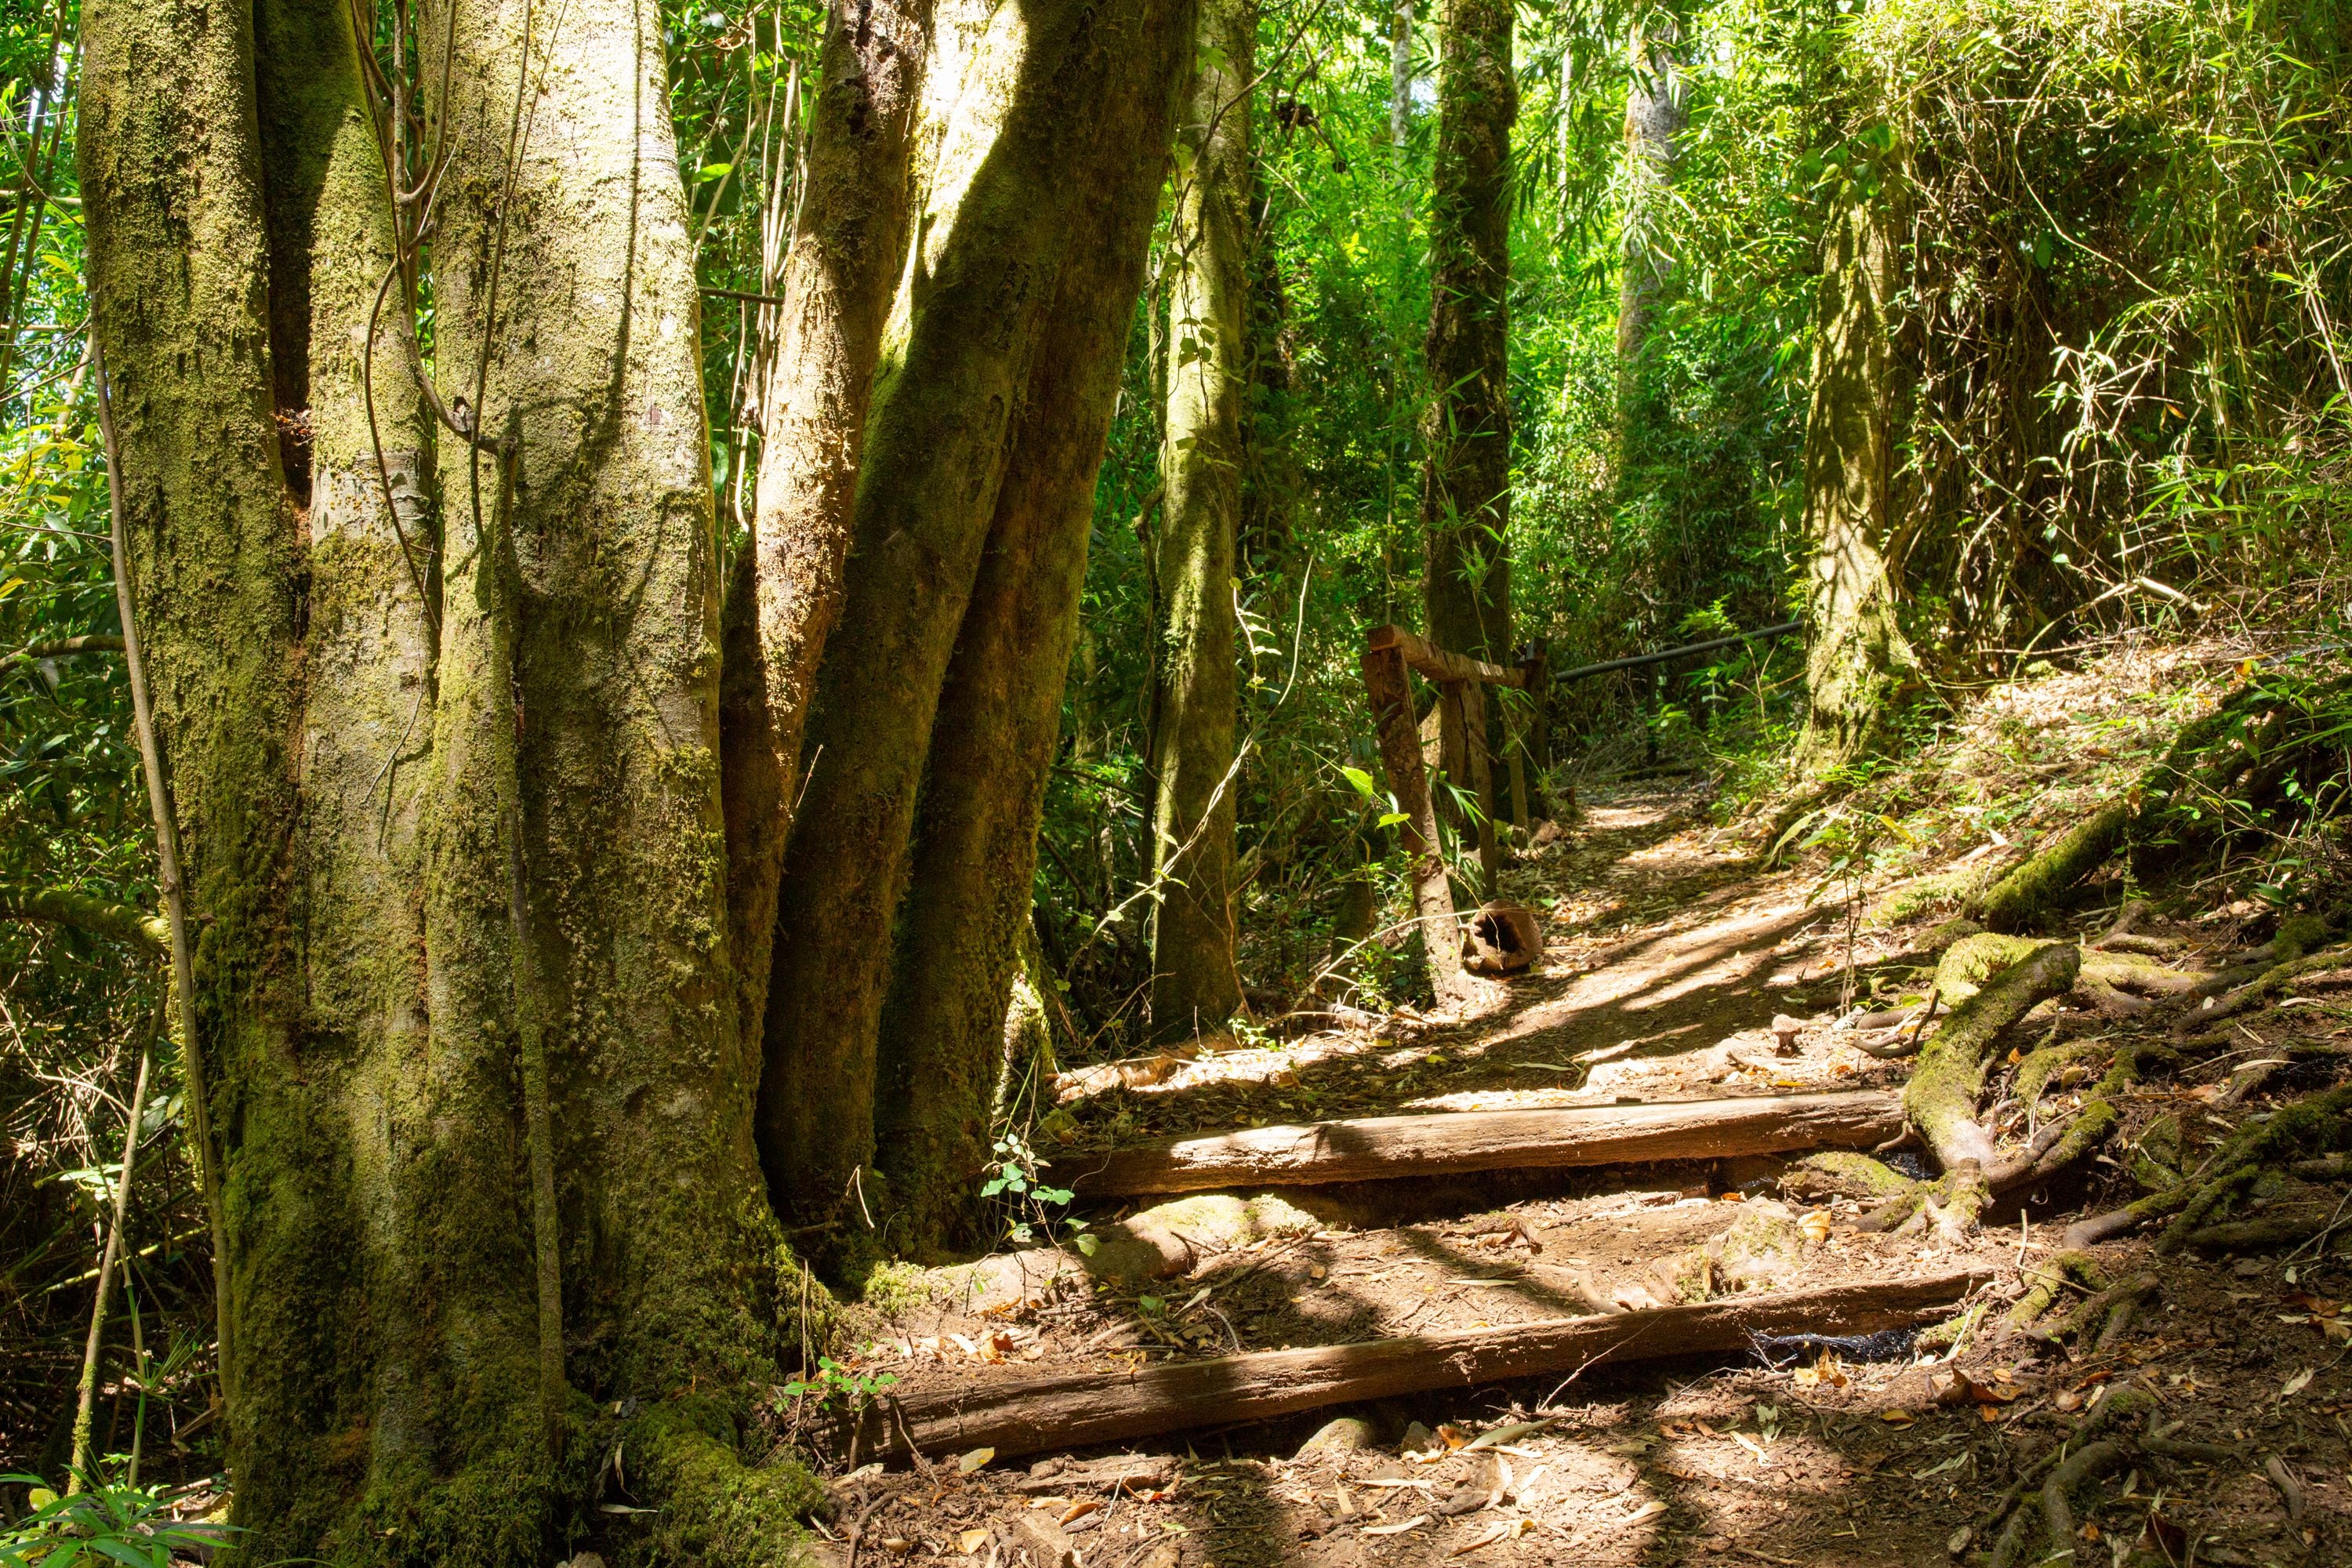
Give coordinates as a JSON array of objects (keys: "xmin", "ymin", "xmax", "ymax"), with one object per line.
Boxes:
[
  {"xmin": 1146, "ymin": 0, "xmax": 1254, "ymax": 1045},
  {"xmin": 1420, "ymin": 0, "xmax": 1515, "ymax": 795},
  {"xmin": 758, "ymin": 0, "xmax": 1196, "ymax": 1240},
  {"xmin": 1389, "ymin": 0, "xmax": 1414, "ymax": 154},
  {"xmin": 720, "ymin": 0, "xmax": 935, "ymax": 1062},
  {"xmin": 1796, "ymin": 168, "xmax": 1921, "ymax": 774},
  {"xmin": 872, "ymin": 0, "xmax": 1191, "ymax": 1253},
  {"xmin": 1615, "ymin": 19, "xmax": 1683, "ymax": 442},
  {"xmin": 87, "ymin": 0, "xmax": 821, "ymax": 1552}
]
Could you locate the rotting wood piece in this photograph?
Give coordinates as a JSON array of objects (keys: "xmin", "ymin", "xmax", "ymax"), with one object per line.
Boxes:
[
  {"xmin": 856, "ymin": 1271, "xmax": 1987, "ymax": 1461},
  {"xmin": 1065, "ymin": 1089, "xmax": 1905, "ymax": 1197}
]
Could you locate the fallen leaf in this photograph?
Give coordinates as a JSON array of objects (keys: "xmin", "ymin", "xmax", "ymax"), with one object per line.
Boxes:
[
  {"xmin": 1437, "ymin": 1423, "xmax": 1471, "ymax": 1450},
  {"xmin": 1363, "ymin": 1514, "xmax": 1430, "ymax": 1536},
  {"xmin": 1059, "ymin": 1500, "xmax": 1101, "ymax": 1526},
  {"xmin": 1463, "ymin": 1419, "xmax": 1553, "ymax": 1450},
  {"xmin": 2280, "ymin": 1367, "xmax": 2314, "ymax": 1399},
  {"xmin": 958, "ymin": 1528, "xmax": 991, "ymax": 1555},
  {"xmin": 958, "ymin": 1446, "xmax": 994, "ymax": 1475},
  {"xmin": 1623, "ymin": 1499, "xmax": 1667, "ymax": 1525},
  {"xmin": 1449, "ymin": 1522, "xmax": 1513, "ymax": 1556},
  {"xmin": 1880, "ymin": 1410, "xmax": 1915, "ymax": 1425}
]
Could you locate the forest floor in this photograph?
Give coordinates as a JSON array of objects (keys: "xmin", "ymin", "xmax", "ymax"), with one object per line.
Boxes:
[{"xmin": 808, "ymin": 636, "xmax": 2352, "ymax": 1568}]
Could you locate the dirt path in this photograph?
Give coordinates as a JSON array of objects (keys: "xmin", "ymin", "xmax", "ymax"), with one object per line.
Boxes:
[{"xmin": 797, "ymin": 785, "xmax": 2350, "ymax": 1568}]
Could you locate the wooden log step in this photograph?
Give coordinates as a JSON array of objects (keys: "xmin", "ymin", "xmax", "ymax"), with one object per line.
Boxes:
[
  {"xmin": 862, "ymin": 1270, "xmax": 1987, "ymax": 1461},
  {"xmin": 1064, "ymin": 1090, "xmax": 1906, "ymax": 1198}
]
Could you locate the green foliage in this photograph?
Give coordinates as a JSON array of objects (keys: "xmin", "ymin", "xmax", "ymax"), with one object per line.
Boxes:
[
  {"xmin": 0, "ymin": 1475, "xmax": 231, "ymax": 1567},
  {"xmin": 776, "ymin": 1356, "xmax": 895, "ymax": 1415}
]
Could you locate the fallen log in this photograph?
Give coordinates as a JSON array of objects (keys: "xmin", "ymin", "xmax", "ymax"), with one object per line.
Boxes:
[
  {"xmin": 858, "ymin": 1271, "xmax": 1985, "ymax": 1461},
  {"xmin": 1063, "ymin": 1090, "xmax": 1906, "ymax": 1198}
]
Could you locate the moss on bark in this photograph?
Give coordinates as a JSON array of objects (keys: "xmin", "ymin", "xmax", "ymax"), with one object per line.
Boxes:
[
  {"xmin": 1145, "ymin": 0, "xmax": 1254, "ymax": 1043},
  {"xmin": 1419, "ymin": 0, "xmax": 1515, "ymax": 669},
  {"xmin": 871, "ymin": 0, "xmax": 1193, "ymax": 1255},
  {"xmin": 1973, "ymin": 801, "xmax": 2127, "ymax": 933},
  {"xmin": 1795, "ymin": 165, "xmax": 1919, "ymax": 775},
  {"xmin": 758, "ymin": 0, "xmax": 1199, "ymax": 1240}
]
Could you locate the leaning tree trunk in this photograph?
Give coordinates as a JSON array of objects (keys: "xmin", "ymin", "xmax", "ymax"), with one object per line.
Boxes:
[
  {"xmin": 873, "ymin": 9, "xmax": 1190, "ymax": 1249},
  {"xmin": 1389, "ymin": 0, "xmax": 1414, "ymax": 155},
  {"xmin": 1145, "ymin": 0, "xmax": 1254, "ymax": 1045},
  {"xmin": 758, "ymin": 0, "xmax": 1197, "ymax": 1240},
  {"xmin": 1795, "ymin": 164, "xmax": 1921, "ymax": 775},
  {"xmin": 1420, "ymin": 0, "xmax": 1514, "ymax": 666},
  {"xmin": 87, "ymin": 0, "xmax": 818, "ymax": 1555},
  {"xmin": 1614, "ymin": 18, "xmax": 1683, "ymax": 448},
  {"xmin": 720, "ymin": 0, "xmax": 934, "ymax": 1062}
]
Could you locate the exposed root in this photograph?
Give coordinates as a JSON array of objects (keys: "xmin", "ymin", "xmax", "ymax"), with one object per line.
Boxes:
[
  {"xmin": 2174, "ymin": 939, "xmax": 2352, "ymax": 1036},
  {"xmin": 1904, "ymin": 942, "xmax": 2080, "ymax": 1236},
  {"xmin": 1983, "ymin": 1385, "xmax": 2158, "ymax": 1568},
  {"xmin": 2064, "ymin": 1080, "xmax": 2352, "ymax": 1250},
  {"xmin": 2005, "ymin": 1250, "xmax": 2107, "ymax": 1335},
  {"xmin": 1973, "ymin": 800, "xmax": 2128, "ymax": 933}
]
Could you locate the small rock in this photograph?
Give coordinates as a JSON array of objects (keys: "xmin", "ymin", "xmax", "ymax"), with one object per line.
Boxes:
[
  {"xmin": 2233, "ymin": 1258, "xmax": 2265, "ymax": 1277},
  {"xmin": 1297, "ymin": 1416, "xmax": 1378, "ymax": 1459},
  {"xmin": 1399, "ymin": 1421, "xmax": 1436, "ymax": 1454}
]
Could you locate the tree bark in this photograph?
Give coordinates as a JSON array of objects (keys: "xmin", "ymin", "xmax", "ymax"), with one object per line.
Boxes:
[
  {"xmin": 87, "ymin": 0, "xmax": 822, "ymax": 1551},
  {"xmin": 1146, "ymin": 0, "xmax": 1254, "ymax": 1044},
  {"xmin": 1615, "ymin": 18, "xmax": 1683, "ymax": 441},
  {"xmin": 1419, "ymin": 0, "xmax": 1514, "ymax": 670},
  {"xmin": 759, "ymin": 0, "xmax": 1198, "ymax": 1239},
  {"xmin": 721, "ymin": 0, "xmax": 935, "ymax": 1063},
  {"xmin": 1796, "ymin": 167, "xmax": 1921, "ymax": 774},
  {"xmin": 872, "ymin": 0, "xmax": 1192, "ymax": 1253}
]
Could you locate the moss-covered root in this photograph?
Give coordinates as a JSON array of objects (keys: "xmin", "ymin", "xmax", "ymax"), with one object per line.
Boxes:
[
  {"xmin": 1982, "ymin": 1385, "xmax": 2155, "ymax": 1568},
  {"xmin": 1905, "ymin": 942, "xmax": 2081, "ymax": 1236},
  {"xmin": 2005, "ymin": 1250, "xmax": 2108, "ymax": 1334},
  {"xmin": 624, "ymin": 1404, "xmax": 826, "ymax": 1568},
  {"xmin": 2175, "ymin": 939, "xmax": 2352, "ymax": 1036},
  {"xmin": 1787, "ymin": 1150, "xmax": 1925, "ymax": 1202},
  {"xmin": 1973, "ymin": 800, "xmax": 2128, "ymax": 934},
  {"xmin": 1929, "ymin": 932, "xmax": 2053, "ymax": 1008},
  {"xmin": 2066, "ymin": 1079, "xmax": 2352, "ymax": 1251}
]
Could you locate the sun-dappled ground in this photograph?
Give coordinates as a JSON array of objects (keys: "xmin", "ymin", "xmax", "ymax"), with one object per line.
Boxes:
[{"xmin": 792, "ymin": 635, "xmax": 2351, "ymax": 1568}]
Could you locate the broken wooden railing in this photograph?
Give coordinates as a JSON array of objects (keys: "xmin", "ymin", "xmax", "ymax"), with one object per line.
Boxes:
[{"xmin": 1360, "ymin": 625, "xmax": 1534, "ymax": 1005}]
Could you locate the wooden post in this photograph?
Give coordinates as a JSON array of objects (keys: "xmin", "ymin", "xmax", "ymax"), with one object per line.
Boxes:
[
  {"xmin": 1362, "ymin": 643, "xmax": 1474, "ymax": 1005},
  {"xmin": 1501, "ymin": 684, "xmax": 1530, "ymax": 832},
  {"xmin": 1461, "ymin": 679, "xmax": 1501, "ymax": 898}
]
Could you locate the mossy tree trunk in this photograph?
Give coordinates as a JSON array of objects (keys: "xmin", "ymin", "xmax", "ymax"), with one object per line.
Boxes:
[
  {"xmin": 85, "ymin": 0, "xmax": 818, "ymax": 1555},
  {"xmin": 1419, "ymin": 0, "xmax": 1514, "ymax": 793},
  {"xmin": 757, "ymin": 0, "xmax": 1195, "ymax": 1240},
  {"xmin": 1796, "ymin": 164, "xmax": 1921, "ymax": 775},
  {"xmin": 721, "ymin": 0, "xmax": 935, "ymax": 1061},
  {"xmin": 1146, "ymin": 0, "xmax": 1254, "ymax": 1045}
]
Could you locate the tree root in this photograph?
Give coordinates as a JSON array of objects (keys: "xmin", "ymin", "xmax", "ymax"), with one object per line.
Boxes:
[
  {"xmin": 2005, "ymin": 1250, "xmax": 2108, "ymax": 1334},
  {"xmin": 1904, "ymin": 942, "xmax": 2081, "ymax": 1237},
  {"xmin": 1983, "ymin": 1385, "xmax": 2158, "ymax": 1568},
  {"xmin": 2063, "ymin": 1080, "xmax": 2352, "ymax": 1250},
  {"xmin": 2174, "ymin": 939, "xmax": 2352, "ymax": 1036},
  {"xmin": 1973, "ymin": 800, "xmax": 2128, "ymax": 934}
]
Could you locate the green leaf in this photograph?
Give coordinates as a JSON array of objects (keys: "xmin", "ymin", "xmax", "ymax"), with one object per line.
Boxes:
[
  {"xmin": 1377, "ymin": 811, "xmax": 1410, "ymax": 828},
  {"xmin": 1340, "ymin": 765, "xmax": 1375, "ymax": 797}
]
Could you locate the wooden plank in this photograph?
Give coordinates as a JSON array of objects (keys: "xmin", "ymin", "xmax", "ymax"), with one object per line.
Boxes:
[
  {"xmin": 863, "ymin": 1271, "xmax": 1987, "ymax": 1461},
  {"xmin": 1367, "ymin": 623, "xmax": 1524, "ymax": 687},
  {"xmin": 1362, "ymin": 642, "xmax": 1476, "ymax": 1007},
  {"xmin": 1065, "ymin": 1090, "xmax": 1906, "ymax": 1198}
]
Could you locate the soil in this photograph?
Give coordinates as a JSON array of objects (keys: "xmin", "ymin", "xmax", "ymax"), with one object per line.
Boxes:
[{"xmin": 802, "ymin": 771, "xmax": 2352, "ymax": 1568}]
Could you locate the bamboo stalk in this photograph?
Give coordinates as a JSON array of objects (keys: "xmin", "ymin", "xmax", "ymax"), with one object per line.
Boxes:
[{"xmin": 67, "ymin": 1018, "xmax": 154, "ymax": 1493}]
